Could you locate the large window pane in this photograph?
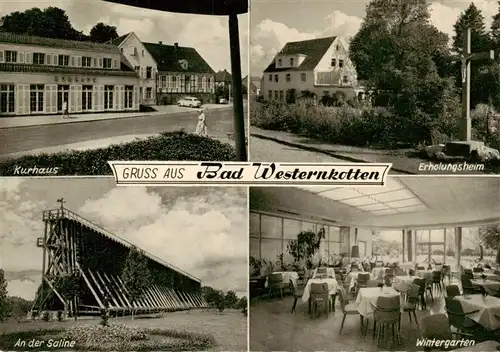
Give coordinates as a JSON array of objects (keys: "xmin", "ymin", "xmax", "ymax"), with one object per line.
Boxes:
[
  {"xmin": 445, "ymin": 228, "xmax": 456, "ymax": 267},
  {"xmin": 358, "ymin": 241, "xmax": 367, "ymax": 258},
  {"xmin": 250, "ymin": 238, "xmax": 260, "ymax": 259},
  {"xmin": 416, "ymin": 230, "xmax": 429, "ymax": 242},
  {"xmin": 261, "ymin": 215, "xmax": 281, "ymax": 239},
  {"xmin": 329, "ymin": 242, "xmax": 341, "ymax": 255},
  {"xmin": 430, "ymin": 229, "xmax": 445, "ymax": 242},
  {"xmin": 250, "ymin": 212, "xmax": 260, "ymax": 238},
  {"xmin": 283, "ymin": 218, "xmax": 300, "ymax": 239},
  {"xmin": 329, "ymin": 226, "xmax": 340, "ymax": 241},
  {"xmin": 260, "ymin": 239, "xmax": 282, "ymax": 262}
]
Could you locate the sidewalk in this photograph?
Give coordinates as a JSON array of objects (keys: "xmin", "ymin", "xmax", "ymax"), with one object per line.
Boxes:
[
  {"xmin": 2, "ymin": 133, "xmax": 234, "ymax": 160},
  {"xmin": 0, "ymin": 103, "xmax": 234, "ymax": 129},
  {"xmin": 249, "ymin": 127, "xmax": 426, "ymax": 174}
]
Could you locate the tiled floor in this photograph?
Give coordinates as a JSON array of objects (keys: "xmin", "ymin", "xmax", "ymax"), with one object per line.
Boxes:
[{"xmin": 249, "ymin": 281, "xmax": 495, "ymax": 351}]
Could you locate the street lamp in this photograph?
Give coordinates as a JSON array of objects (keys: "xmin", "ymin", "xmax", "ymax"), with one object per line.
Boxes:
[{"xmin": 102, "ymin": 0, "xmax": 248, "ymax": 161}]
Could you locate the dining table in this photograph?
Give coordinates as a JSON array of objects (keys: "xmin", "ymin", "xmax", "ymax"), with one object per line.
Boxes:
[
  {"xmin": 301, "ymin": 277, "xmax": 340, "ymax": 302},
  {"xmin": 392, "ymin": 275, "xmax": 418, "ymax": 292},
  {"xmin": 456, "ymin": 294, "xmax": 500, "ymax": 331},
  {"xmin": 264, "ymin": 271, "xmax": 299, "ymax": 288},
  {"xmin": 312, "ymin": 267, "xmax": 335, "ymax": 279},
  {"xmin": 355, "ymin": 286, "xmax": 400, "ymax": 317},
  {"xmin": 346, "ymin": 271, "xmax": 374, "ymax": 290},
  {"xmin": 470, "ymin": 279, "xmax": 500, "ymax": 295}
]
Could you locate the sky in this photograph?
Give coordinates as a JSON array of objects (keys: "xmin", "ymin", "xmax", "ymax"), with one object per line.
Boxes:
[
  {"xmin": 0, "ymin": 178, "xmax": 248, "ymax": 300},
  {"xmin": 0, "ymin": 0, "xmax": 249, "ymax": 75},
  {"xmin": 250, "ymin": 0, "xmax": 499, "ymax": 74}
]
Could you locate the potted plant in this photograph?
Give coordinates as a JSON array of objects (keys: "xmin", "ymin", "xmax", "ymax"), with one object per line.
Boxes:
[{"xmin": 286, "ymin": 230, "xmax": 323, "ymax": 270}]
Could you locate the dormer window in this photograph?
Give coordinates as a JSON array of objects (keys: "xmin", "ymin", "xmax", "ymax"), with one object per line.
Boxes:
[
  {"xmin": 339, "ymin": 59, "xmax": 344, "ymax": 68},
  {"xmin": 331, "ymin": 58, "xmax": 336, "ymax": 67},
  {"xmin": 290, "ymin": 58, "xmax": 294, "ymax": 66},
  {"xmin": 278, "ymin": 58, "xmax": 282, "ymax": 67},
  {"xmin": 336, "ymin": 45, "xmax": 340, "ymax": 51}
]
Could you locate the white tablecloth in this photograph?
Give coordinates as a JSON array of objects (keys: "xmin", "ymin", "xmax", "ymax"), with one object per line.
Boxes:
[
  {"xmin": 393, "ymin": 275, "xmax": 418, "ymax": 292},
  {"xmin": 473, "ymin": 273, "xmax": 500, "ymax": 281},
  {"xmin": 471, "ymin": 279, "xmax": 500, "ymax": 295},
  {"xmin": 456, "ymin": 294, "xmax": 500, "ymax": 331},
  {"xmin": 312, "ymin": 267, "xmax": 335, "ymax": 279},
  {"xmin": 301, "ymin": 278, "xmax": 340, "ymax": 302},
  {"xmin": 265, "ymin": 271, "xmax": 299, "ymax": 288},
  {"xmin": 355, "ymin": 287, "xmax": 400, "ymax": 317},
  {"xmin": 416, "ymin": 270, "xmax": 433, "ymax": 281}
]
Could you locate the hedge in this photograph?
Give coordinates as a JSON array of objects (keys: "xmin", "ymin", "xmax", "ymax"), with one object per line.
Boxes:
[{"xmin": 0, "ymin": 131, "xmax": 236, "ymax": 176}]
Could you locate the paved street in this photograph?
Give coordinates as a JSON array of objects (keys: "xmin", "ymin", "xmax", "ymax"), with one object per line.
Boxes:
[
  {"xmin": 250, "ymin": 137, "xmax": 407, "ymax": 175},
  {"xmin": 0, "ymin": 107, "xmax": 246, "ymax": 156}
]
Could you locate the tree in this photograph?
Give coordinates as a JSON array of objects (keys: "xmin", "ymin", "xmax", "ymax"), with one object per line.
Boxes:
[
  {"xmin": 90, "ymin": 22, "xmax": 119, "ymax": 43},
  {"xmin": 478, "ymin": 225, "xmax": 500, "ymax": 264},
  {"xmin": 349, "ymin": 0, "xmax": 455, "ymax": 144},
  {"xmin": 492, "ymin": 1, "xmax": 500, "ymax": 47},
  {"xmin": 202, "ymin": 286, "xmax": 226, "ymax": 311},
  {"xmin": 224, "ymin": 290, "xmax": 238, "ymax": 308},
  {"xmin": 0, "ymin": 269, "xmax": 8, "ymax": 322},
  {"xmin": 121, "ymin": 247, "xmax": 152, "ymax": 319},
  {"xmin": 452, "ymin": 3, "xmax": 495, "ymax": 108},
  {"xmin": 0, "ymin": 7, "xmax": 87, "ymax": 41}
]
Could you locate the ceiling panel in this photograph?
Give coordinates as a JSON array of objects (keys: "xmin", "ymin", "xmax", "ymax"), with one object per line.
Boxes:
[
  {"xmin": 342, "ymin": 197, "xmax": 378, "ymax": 207},
  {"xmin": 397, "ymin": 205, "xmax": 428, "ymax": 213},
  {"xmin": 358, "ymin": 203, "xmax": 391, "ymax": 211},
  {"xmin": 371, "ymin": 189, "xmax": 417, "ymax": 203},
  {"xmin": 320, "ymin": 188, "xmax": 364, "ymax": 200},
  {"xmin": 385, "ymin": 198, "xmax": 423, "ymax": 208},
  {"xmin": 372, "ymin": 209, "xmax": 400, "ymax": 215}
]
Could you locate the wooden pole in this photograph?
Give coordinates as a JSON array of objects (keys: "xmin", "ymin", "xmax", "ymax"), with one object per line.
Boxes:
[
  {"xmin": 462, "ymin": 28, "xmax": 472, "ymax": 141},
  {"xmin": 228, "ymin": 13, "xmax": 248, "ymax": 161}
]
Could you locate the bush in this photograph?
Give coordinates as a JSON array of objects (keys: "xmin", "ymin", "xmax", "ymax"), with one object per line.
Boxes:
[
  {"xmin": 61, "ymin": 323, "xmax": 216, "ymax": 351},
  {"xmin": 42, "ymin": 311, "xmax": 50, "ymax": 322},
  {"xmin": 57, "ymin": 310, "xmax": 63, "ymax": 322},
  {"xmin": 0, "ymin": 131, "xmax": 236, "ymax": 176},
  {"xmin": 100, "ymin": 308, "xmax": 109, "ymax": 327},
  {"xmin": 250, "ymin": 99, "xmax": 463, "ymax": 148}
]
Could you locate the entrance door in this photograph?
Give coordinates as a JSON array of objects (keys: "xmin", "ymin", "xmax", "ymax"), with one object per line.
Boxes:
[
  {"xmin": 57, "ymin": 85, "xmax": 69, "ymax": 112},
  {"xmin": 139, "ymin": 87, "xmax": 143, "ymax": 104}
]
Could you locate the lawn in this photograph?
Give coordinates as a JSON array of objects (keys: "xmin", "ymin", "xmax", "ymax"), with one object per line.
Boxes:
[{"xmin": 0, "ymin": 309, "xmax": 247, "ymax": 351}]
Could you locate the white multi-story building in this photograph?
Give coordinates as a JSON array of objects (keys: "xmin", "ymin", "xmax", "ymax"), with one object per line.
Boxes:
[
  {"xmin": 0, "ymin": 32, "xmax": 140, "ymax": 116},
  {"xmin": 113, "ymin": 32, "xmax": 216, "ymax": 105},
  {"xmin": 261, "ymin": 36, "xmax": 364, "ymax": 102},
  {"xmin": 111, "ymin": 32, "xmax": 157, "ymax": 105}
]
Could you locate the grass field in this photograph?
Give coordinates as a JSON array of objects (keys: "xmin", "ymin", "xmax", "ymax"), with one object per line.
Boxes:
[{"xmin": 0, "ymin": 309, "xmax": 247, "ymax": 351}]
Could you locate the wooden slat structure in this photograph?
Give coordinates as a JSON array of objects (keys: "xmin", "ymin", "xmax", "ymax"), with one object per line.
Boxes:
[{"xmin": 31, "ymin": 206, "xmax": 208, "ymax": 316}]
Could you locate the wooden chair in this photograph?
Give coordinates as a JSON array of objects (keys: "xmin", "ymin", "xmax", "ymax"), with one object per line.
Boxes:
[
  {"xmin": 337, "ymin": 287, "xmax": 360, "ymax": 335},
  {"xmin": 420, "ymin": 314, "xmax": 474, "ymax": 351},
  {"xmin": 413, "ymin": 278, "xmax": 427, "ymax": 310},
  {"xmin": 444, "ymin": 297, "xmax": 485, "ymax": 335},
  {"xmin": 310, "ymin": 282, "xmax": 330, "ymax": 318},
  {"xmin": 267, "ymin": 273, "xmax": 286, "ymax": 298},
  {"xmin": 432, "ymin": 271, "xmax": 443, "ymax": 293},
  {"xmin": 371, "ymin": 295, "xmax": 401, "ymax": 347},
  {"xmin": 402, "ymin": 283, "xmax": 419, "ymax": 327},
  {"xmin": 445, "ymin": 285, "xmax": 460, "ymax": 298},
  {"xmin": 460, "ymin": 276, "xmax": 484, "ymax": 295},
  {"xmin": 441, "ymin": 265, "xmax": 451, "ymax": 284},
  {"xmin": 290, "ymin": 279, "xmax": 304, "ymax": 314}
]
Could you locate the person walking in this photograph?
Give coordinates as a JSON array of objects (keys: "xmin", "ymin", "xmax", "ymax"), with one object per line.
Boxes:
[
  {"xmin": 62, "ymin": 100, "xmax": 70, "ymax": 119},
  {"xmin": 195, "ymin": 109, "xmax": 208, "ymax": 136}
]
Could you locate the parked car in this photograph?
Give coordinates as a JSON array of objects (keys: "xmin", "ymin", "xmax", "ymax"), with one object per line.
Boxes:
[
  {"xmin": 219, "ymin": 98, "xmax": 228, "ymax": 104},
  {"xmin": 177, "ymin": 97, "xmax": 202, "ymax": 108}
]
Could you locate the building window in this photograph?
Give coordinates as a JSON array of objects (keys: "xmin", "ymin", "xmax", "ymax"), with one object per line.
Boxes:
[
  {"xmin": 0, "ymin": 84, "xmax": 15, "ymax": 113},
  {"xmin": 82, "ymin": 85, "xmax": 93, "ymax": 111},
  {"xmin": 30, "ymin": 84, "xmax": 44, "ymax": 113},
  {"xmin": 58, "ymin": 55, "xmax": 69, "ymax": 66},
  {"xmin": 125, "ymin": 86, "xmax": 133, "ymax": 108},
  {"xmin": 339, "ymin": 59, "xmax": 344, "ymax": 68},
  {"xmin": 290, "ymin": 58, "xmax": 294, "ymax": 66},
  {"xmin": 141, "ymin": 49, "xmax": 145, "ymax": 57},
  {"xmin": 33, "ymin": 53, "xmax": 45, "ymax": 65},
  {"xmin": 134, "ymin": 65, "xmax": 140, "ymax": 73},
  {"xmin": 146, "ymin": 66, "xmax": 152, "ymax": 79},
  {"xmin": 172, "ymin": 76, "xmax": 177, "ymax": 89},
  {"xmin": 5, "ymin": 51, "xmax": 17, "ymax": 63},
  {"xmin": 286, "ymin": 74, "xmax": 291, "ymax": 82},
  {"xmin": 197, "ymin": 76, "xmax": 203, "ymax": 91},
  {"xmin": 331, "ymin": 58, "xmax": 336, "ymax": 67},
  {"xmin": 301, "ymin": 73, "xmax": 306, "ymax": 82},
  {"xmin": 104, "ymin": 85, "xmax": 114, "ymax": 110},
  {"xmin": 268, "ymin": 74, "xmax": 272, "ymax": 82},
  {"xmin": 277, "ymin": 58, "xmax": 282, "ymax": 67},
  {"xmin": 146, "ymin": 87, "xmax": 152, "ymax": 99},
  {"xmin": 279, "ymin": 90, "xmax": 284, "ymax": 101},
  {"xmin": 160, "ymin": 75, "xmax": 166, "ymax": 89},
  {"xmin": 274, "ymin": 91, "xmax": 279, "ymax": 100},
  {"xmin": 343, "ymin": 75, "xmax": 349, "ymax": 84},
  {"xmin": 103, "ymin": 58, "xmax": 112, "ymax": 69},
  {"xmin": 336, "ymin": 45, "xmax": 340, "ymax": 51},
  {"xmin": 120, "ymin": 48, "xmax": 124, "ymax": 52},
  {"xmin": 268, "ymin": 90, "xmax": 272, "ymax": 100},
  {"xmin": 57, "ymin": 85, "xmax": 69, "ymax": 112},
  {"xmin": 82, "ymin": 57, "xmax": 92, "ymax": 67},
  {"xmin": 190, "ymin": 75, "xmax": 196, "ymax": 92},
  {"xmin": 274, "ymin": 74, "xmax": 278, "ymax": 83}
]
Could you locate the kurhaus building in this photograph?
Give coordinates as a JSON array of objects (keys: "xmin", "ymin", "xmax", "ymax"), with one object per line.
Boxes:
[
  {"xmin": 114, "ymin": 32, "xmax": 216, "ymax": 105},
  {"xmin": 0, "ymin": 32, "xmax": 140, "ymax": 117}
]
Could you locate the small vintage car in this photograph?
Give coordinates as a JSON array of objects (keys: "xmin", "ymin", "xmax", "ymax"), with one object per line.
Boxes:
[{"xmin": 177, "ymin": 96, "xmax": 202, "ymax": 108}]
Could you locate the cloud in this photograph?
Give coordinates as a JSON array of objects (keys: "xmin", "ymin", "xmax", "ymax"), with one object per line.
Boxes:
[
  {"xmin": 79, "ymin": 187, "xmax": 247, "ymax": 294},
  {"xmin": 0, "ymin": 0, "xmax": 248, "ymax": 74}
]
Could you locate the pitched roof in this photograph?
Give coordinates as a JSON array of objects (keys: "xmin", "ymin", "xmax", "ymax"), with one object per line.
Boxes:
[
  {"xmin": 109, "ymin": 32, "xmax": 131, "ymax": 46},
  {"xmin": 243, "ymin": 75, "xmax": 261, "ymax": 91},
  {"xmin": 0, "ymin": 32, "xmax": 122, "ymax": 55},
  {"xmin": 215, "ymin": 69, "xmax": 232, "ymax": 82},
  {"xmin": 143, "ymin": 42, "xmax": 215, "ymax": 74},
  {"xmin": 263, "ymin": 36, "xmax": 337, "ymax": 73}
]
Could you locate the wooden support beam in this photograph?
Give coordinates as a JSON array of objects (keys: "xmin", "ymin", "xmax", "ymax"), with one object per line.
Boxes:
[
  {"xmin": 95, "ymin": 271, "xmax": 120, "ymax": 309},
  {"xmin": 151, "ymin": 286, "xmax": 168, "ymax": 309},
  {"xmin": 43, "ymin": 277, "xmax": 67, "ymax": 309},
  {"xmin": 158, "ymin": 286, "xmax": 174, "ymax": 308},
  {"xmin": 88, "ymin": 269, "xmax": 111, "ymax": 307},
  {"xmin": 77, "ymin": 263, "xmax": 104, "ymax": 309},
  {"xmin": 103, "ymin": 273, "xmax": 130, "ymax": 309}
]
